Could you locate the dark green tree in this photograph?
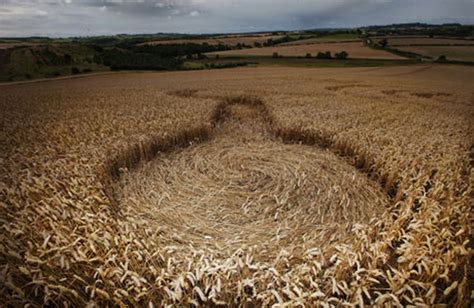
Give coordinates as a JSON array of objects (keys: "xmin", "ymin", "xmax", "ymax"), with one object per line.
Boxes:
[
  {"xmin": 378, "ymin": 38, "xmax": 388, "ymax": 48},
  {"xmin": 335, "ymin": 51, "xmax": 348, "ymax": 59}
]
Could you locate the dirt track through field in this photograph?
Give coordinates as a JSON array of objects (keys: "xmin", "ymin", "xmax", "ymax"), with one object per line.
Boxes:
[{"xmin": 115, "ymin": 98, "xmax": 389, "ymax": 262}]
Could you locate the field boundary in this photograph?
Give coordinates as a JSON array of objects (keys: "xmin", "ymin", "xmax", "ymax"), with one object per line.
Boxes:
[{"xmin": 0, "ymin": 71, "xmax": 118, "ymax": 86}]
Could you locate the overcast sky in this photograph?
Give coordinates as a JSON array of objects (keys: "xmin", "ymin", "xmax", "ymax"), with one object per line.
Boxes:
[{"xmin": 1, "ymin": 0, "xmax": 473, "ymax": 37}]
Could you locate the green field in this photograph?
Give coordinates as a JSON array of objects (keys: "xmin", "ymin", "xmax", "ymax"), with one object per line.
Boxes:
[{"xmin": 0, "ymin": 44, "xmax": 108, "ymax": 82}]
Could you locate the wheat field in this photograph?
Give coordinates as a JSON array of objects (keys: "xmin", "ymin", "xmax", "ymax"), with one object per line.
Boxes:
[
  {"xmin": 380, "ymin": 37, "xmax": 474, "ymax": 46},
  {"xmin": 396, "ymin": 45, "xmax": 474, "ymax": 61},
  {"xmin": 0, "ymin": 65, "xmax": 472, "ymax": 306},
  {"xmin": 279, "ymin": 38, "xmax": 361, "ymax": 46}
]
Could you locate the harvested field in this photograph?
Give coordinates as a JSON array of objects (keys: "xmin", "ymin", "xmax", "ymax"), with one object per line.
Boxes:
[
  {"xmin": 380, "ymin": 37, "xmax": 474, "ymax": 46},
  {"xmin": 141, "ymin": 35, "xmax": 283, "ymax": 46},
  {"xmin": 279, "ymin": 38, "xmax": 361, "ymax": 46},
  {"xmin": 396, "ymin": 45, "xmax": 474, "ymax": 61},
  {"xmin": 0, "ymin": 65, "xmax": 472, "ymax": 306},
  {"xmin": 207, "ymin": 42, "xmax": 405, "ymax": 59}
]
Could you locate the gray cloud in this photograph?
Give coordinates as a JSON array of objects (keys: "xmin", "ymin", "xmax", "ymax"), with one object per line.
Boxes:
[{"xmin": 0, "ymin": 0, "xmax": 473, "ymax": 37}]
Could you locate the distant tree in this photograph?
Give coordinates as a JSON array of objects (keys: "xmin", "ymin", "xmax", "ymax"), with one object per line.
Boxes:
[
  {"xmin": 335, "ymin": 51, "xmax": 348, "ymax": 59},
  {"xmin": 215, "ymin": 54, "xmax": 220, "ymax": 59},
  {"xmin": 378, "ymin": 38, "xmax": 388, "ymax": 48},
  {"xmin": 217, "ymin": 43, "xmax": 227, "ymax": 50},
  {"xmin": 94, "ymin": 48, "xmax": 183, "ymax": 71},
  {"xmin": 63, "ymin": 53, "xmax": 73, "ymax": 64},
  {"xmin": 316, "ymin": 52, "xmax": 326, "ymax": 59},
  {"xmin": 91, "ymin": 45, "xmax": 104, "ymax": 52},
  {"xmin": 272, "ymin": 52, "xmax": 279, "ymax": 58},
  {"xmin": 280, "ymin": 35, "xmax": 291, "ymax": 43},
  {"xmin": 254, "ymin": 42, "xmax": 262, "ymax": 48},
  {"xmin": 437, "ymin": 55, "xmax": 447, "ymax": 62},
  {"xmin": 315, "ymin": 51, "xmax": 332, "ymax": 59},
  {"xmin": 305, "ymin": 53, "xmax": 312, "ymax": 58},
  {"xmin": 71, "ymin": 67, "xmax": 80, "ymax": 74}
]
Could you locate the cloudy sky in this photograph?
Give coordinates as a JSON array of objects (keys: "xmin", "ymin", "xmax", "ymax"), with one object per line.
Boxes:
[{"xmin": 1, "ymin": 0, "xmax": 473, "ymax": 37}]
